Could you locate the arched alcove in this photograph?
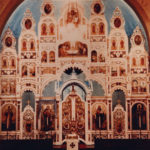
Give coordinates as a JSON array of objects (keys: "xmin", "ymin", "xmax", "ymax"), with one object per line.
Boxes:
[
  {"xmin": 132, "ymin": 103, "xmax": 147, "ymax": 130},
  {"xmin": 22, "ymin": 90, "xmax": 35, "ymax": 111},
  {"xmin": 112, "ymin": 89, "xmax": 126, "ymax": 110},
  {"xmin": 42, "ymin": 80, "xmax": 56, "ymax": 97},
  {"xmin": 61, "ymin": 82, "xmax": 86, "ymax": 101},
  {"xmin": 1, "ymin": 104, "xmax": 16, "ymax": 131},
  {"xmin": 91, "ymin": 80, "xmax": 105, "ymax": 96}
]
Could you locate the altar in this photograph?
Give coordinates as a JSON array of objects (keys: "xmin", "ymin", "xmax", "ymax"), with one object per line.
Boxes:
[{"xmin": 66, "ymin": 134, "xmax": 79, "ymax": 150}]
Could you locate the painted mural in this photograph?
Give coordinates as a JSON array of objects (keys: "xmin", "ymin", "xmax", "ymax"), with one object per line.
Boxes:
[
  {"xmin": 41, "ymin": 104, "xmax": 55, "ymax": 131},
  {"xmin": 92, "ymin": 103, "xmax": 107, "ymax": 130},
  {"xmin": 2, "ymin": 104, "xmax": 16, "ymax": 131}
]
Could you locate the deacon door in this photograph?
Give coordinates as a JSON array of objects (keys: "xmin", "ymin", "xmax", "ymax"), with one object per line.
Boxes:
[{"xmin": 113, "ymin": 104, "xmax": 126, "ymax": 138}]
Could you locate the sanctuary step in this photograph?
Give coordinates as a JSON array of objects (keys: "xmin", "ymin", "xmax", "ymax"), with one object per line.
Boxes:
[
  {"xmin": 0, "ymin": 139, "xmax": 53, "ymax": 150},
  {"xmin": 53, "ymin": 143, "xmax": 94, "ymax": 150},
  {"xmin": 95, "ymin": 139, "xmax": 150, "ymax": 150}
]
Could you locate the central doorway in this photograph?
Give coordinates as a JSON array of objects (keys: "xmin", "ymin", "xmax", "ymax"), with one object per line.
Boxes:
[{"xmin": 62, "ymin": 85, "xmax": 85, "ymax": 140}]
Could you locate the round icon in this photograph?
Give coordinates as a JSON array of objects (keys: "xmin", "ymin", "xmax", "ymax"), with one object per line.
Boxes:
[
  {"xmin": 5, "ymin": 37, "xmax": 12, "ymax": 47},
  {"xmin": 94, "ymin": 3, "xmax": 101, "ymax": 14},
  {"xmin": 114, "ymin": 18, "xmax": 121, "ymax": 28},
  {"xmin": 25, "ymin": 19, "xmax": 32, "ymax": 29},
  {"xmin": 134, "ymin": 35, "xmax": 142, "ymax": 45},
  {"xmin": 44, "ymin": 4, "xmax": 51, "ymax": 14}
]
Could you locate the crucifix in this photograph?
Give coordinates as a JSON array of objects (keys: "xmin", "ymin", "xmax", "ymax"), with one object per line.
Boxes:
[
  {"xmin": 27, "ymin": 100, "xmax": 30, "ymax": 105},
  {"xmin": 72, "ymin": 97, "xmax": 75, "ymax": 120},
  {"xmin": 71, "ymin": 85, "xmax": 76, "ymax": 121}
]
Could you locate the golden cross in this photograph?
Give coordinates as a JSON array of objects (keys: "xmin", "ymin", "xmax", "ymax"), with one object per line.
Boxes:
[
  {"xmin": 117, "ymin": 99, "xmax": 121, "ymax": 105},
  {"xmin": 27, "ymin": 100, "xmax": 30, "ymax": 105}
]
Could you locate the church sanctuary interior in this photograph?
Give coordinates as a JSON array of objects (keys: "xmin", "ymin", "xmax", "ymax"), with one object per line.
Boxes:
[{"xmin": 1, "ymin": 0, "xmax": 150, "ymax": 149}]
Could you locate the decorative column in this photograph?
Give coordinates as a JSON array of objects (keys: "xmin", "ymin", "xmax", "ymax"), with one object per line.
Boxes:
[
  {"xmin": 108, "ymin": 99, "xmax": 112, "ymax": 138},
  {"xmin": 85, "ymin": 100, "xmax": 88, "ymax": 143},
  {"xmin": 127, "ymin": 99, "xmax": 130, "ymax": 138},
  {"xmin": 86, "ymin": 93, "xmax": 91, "ymax": 144},
  {"xmin": 16, "ymin": 101, "xmax": 20, "ymax": 139},
  {"xmin": 56, "ymin": 94, "xmax": 60, "ymax": 144},
  {"xmin": 59, "ymin": 100, "xmax": 62, "ymax": 144},
  {"xmin": 20, "ymin": 97, "xmax": 23, "ymax": 139},
  {"xmin": 34, "ymin": 98, "xmax": 37, "ymax": 139}
]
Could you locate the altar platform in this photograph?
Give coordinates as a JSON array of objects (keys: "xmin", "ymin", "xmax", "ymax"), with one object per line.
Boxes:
[{"xmin": 1, "ymin": 139, "xmax": 150, "ymax": 150}]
